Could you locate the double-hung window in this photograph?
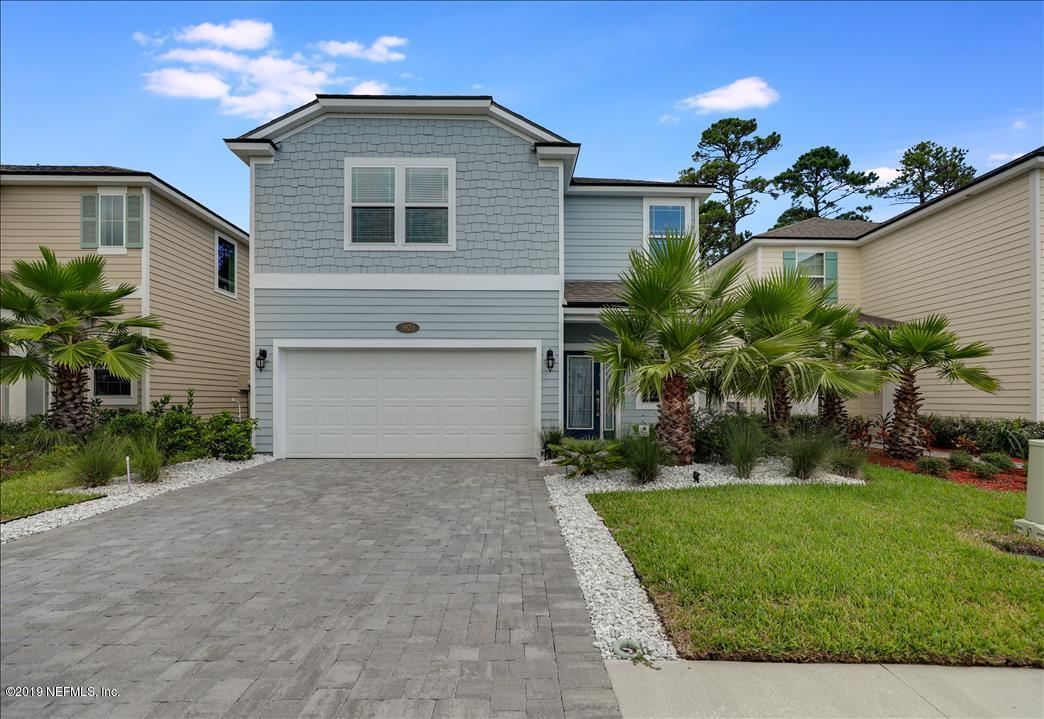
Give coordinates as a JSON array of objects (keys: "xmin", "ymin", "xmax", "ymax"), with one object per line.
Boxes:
[
  {"xmin": 644, "ymin": 198, "xmax": 689, "ymax": 251},
  {"xmin": 80, "ymin": 190, "xmax": 143, "ymax": 253},
  {"xmin": 215, "ymin": 235, "xmax": 237, "ymax": 296},
  {"xmin": 796, "ymin": 251, "xmax": 826, "ymax": 288},
  {"xmin": 346, "ymin": 158, "xmax": 456, "ymax": 250},
  {"xmin": 99, "ymin": 195, "xmax": 125, "ymax": 248}
]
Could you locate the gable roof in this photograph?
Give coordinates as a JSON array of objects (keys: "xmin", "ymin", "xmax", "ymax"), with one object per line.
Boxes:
[
  {"xmin": 0, "ymin": 165, "xmax": 247, "ymax": 241},
  {"xmin": 230, "ymin": 95, "xmax": 569, "ymax": 146},
  {"xmin": 752, "ymin": 217, "xmax": 880, "ymax": 240}
]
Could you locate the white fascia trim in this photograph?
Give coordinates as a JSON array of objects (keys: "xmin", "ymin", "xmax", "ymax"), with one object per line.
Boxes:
[
  {"xmin": 567, "ymin": 184, "xmax": 713, "ymax": 198},
  {"xmin": 253, "ymin": 273, "xmax": 562, "ymax": 291},
  {"xmin": 270, "ymin": 338, "xmax": 544, "ymax": 459},
  {"xmin": 0, "ymin": 174, "xmax": 248, "ymax": 244},
  {"xmin": 1030, "ymin": 167, "xmax": 1042, "ymax": 420},
  {"xmin": 536, "ymin": 147, "xmax": 579, "ymax": 184},
  {"xmin": 224, "ymin": 141, "xmax": 276, "ymax": 165},
  {"xmin": 563, "ymin": 307, "xmax": 606, "ymax": 320}
]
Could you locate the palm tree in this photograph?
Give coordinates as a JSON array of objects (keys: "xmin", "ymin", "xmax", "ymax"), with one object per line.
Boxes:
[
  {"xmin": 860, "ymin": 315, "xmax": 998, "ymax": 459},
  {"xmin": 718, "ymin": 270, "xmax": 881, "ymax": 428},
  {"xmin": 0, "ymin": 247, "xmax": 173, "ymax": 436},
  {"xmin": 815, "ymin": 308, "xmax": 872, "ymax": 432},
  {"xmin": 590, "ymin": 233, "xmax": 742, "ymax": 465}
]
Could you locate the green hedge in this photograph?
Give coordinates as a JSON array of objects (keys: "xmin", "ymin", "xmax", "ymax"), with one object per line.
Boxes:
[{"xmin": 924, "ymin": 415, "xmax": 1044, "ymax": 459}]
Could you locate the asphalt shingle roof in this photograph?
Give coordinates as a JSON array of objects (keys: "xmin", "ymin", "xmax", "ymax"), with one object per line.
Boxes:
[
  {"xmin": 753, "ymin": 217, "xmax": 880, "ymax": 240},
  {"xmin": 0, "ymin": 165, "xmax": 145, "ymax": 175}
]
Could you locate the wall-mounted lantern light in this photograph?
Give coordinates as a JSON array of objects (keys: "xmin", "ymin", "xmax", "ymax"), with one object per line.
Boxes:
[
  {"xmin": 545, "ymin": 349, "xmax": 556, "ymax": 372},
  {"xmin": 255, "ymin": 349, "xmax": 268, "ymax": 372}
]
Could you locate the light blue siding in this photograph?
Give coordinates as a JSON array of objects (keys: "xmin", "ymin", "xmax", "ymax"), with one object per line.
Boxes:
[
  {"xmin": 564, "ymin": 196, "xmax": 643, "ymax": 280},
  {"xmin": 253, "ymin": 288, "xmax": 560, "ymax": 452},
  {"xmin": 562, "ymin": 321, "xmax": 658, "ymax": 431},
  {"xmin": 254, "ymin": 117, "xmax": 560, "ymax": 274}
]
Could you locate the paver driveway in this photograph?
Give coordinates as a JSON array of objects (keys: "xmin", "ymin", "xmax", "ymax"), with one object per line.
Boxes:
[{"xmin": 1, "ymin": 459, "xmax": 620, "ymax": 718}]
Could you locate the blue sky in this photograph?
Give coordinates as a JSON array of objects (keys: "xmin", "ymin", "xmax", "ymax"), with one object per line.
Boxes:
[{"xmin": 2, "ymin": 1, "xmax": 1041, "ymax": 233}]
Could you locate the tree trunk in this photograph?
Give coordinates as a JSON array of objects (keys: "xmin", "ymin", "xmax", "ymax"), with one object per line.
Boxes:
[
  {"xmin": 48, "ymin": 366, "xmax": 90, "ymax": 437},
  {"xmin": 766, "ymin": 373, "xmax": 792, "ymax": 427},
  {"xmin": 818, "ymin": 390, "xmax": 848, "ymax": 433},
  {"xmin": 886, "ymin": 370, "xmax": 922, "ymax": 460},
  {"xmin": 656, "ymin": 373, "xmax": 693, "ymax": 466}
]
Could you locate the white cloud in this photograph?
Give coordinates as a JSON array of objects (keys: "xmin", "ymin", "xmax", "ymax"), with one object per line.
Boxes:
[
  {"xmin": 141, "ymin": 21, "xmax": 403, "ymax": 118},
  {"xmin": 868, "ymin": 166, "xmax": 901, "ymax": 186},
  {"xmin": 1012, "ymin": 119, "xmax": 1027, "ymax": 130},
  {"xmin": 987, "ymin": 152, "xmax": 1021, "ymax": 163},
  {"xmin": 471, "ymin": 83, "xmax": 485, "ymax": 91},
  {"xmin": 178, "ymin": 19, "xmax": 273, "ymax": 50},
  {"xmin": 317, "ymin": 36, "xmax": 407, "ymax": 62},
  {"xmin": 132, "ymin": 31, "xmax": 166, "ymax": 47},
  {"xmin": 658, "ymin": 113, "xmax": 681, "ymax": 124},
  {"xmin": 677, "ymin": 76, "xmax": 780, "ymax": 114},
  {"xmin": 351, "ymin": 80, "xmax": 390, "ymax": 95},
  {"xmin": 144, "ymin": 68, "xmax": 230, "ymax": 99}
]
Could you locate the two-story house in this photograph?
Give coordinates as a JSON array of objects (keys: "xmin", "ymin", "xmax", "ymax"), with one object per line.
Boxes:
[
  {"xmin": 226, "ymin": 95, "xmax": 711, "ymax": 458},
  {"xmin": 0, "ymin": 166, "xmax": 251, "ymax": 420},
  {"xmin": 716, "ymin": 147, "xmax": 1044, "ymax": 421}
]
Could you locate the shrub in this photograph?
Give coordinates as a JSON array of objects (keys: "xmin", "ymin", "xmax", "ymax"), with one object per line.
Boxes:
[
  {"xmin": 204, "ymin": 412, "xmax": 258, "ymax": 461},
  {"xmin": 781, "ymin": 429, "xmax": 836, "ymax": 480},
  {"xmin": 65, "ymin": 435, "xmax": 126, "ymax": 488},
  {"xmin": 538, "ymin": 425, "xmax": 565, "ymax": 458},
  {"xmin": 915, "ymin": 457, "xmax": 949, "ymax": 477},
  {"xmin": 947, "ymin": 450, "xmax": 975, "ymax": 470},
  {"xmin": 954, "ymin": 435, "xmax": 980, "ymax": 457},
  {"xmin": 924, "ymin": 415, "xmax": 1044, "ymax": 458},
  {"xmin": 979, "ymin": 452, "xmax": 1015, "ymax": 473},
  {"xmin": 620, "ymin": 434, "xmax": 666, "ymax": 484},
  {"xmin": 165, "ymin": 447, "xmax": 210, "ymax": 464},
  {"xmin": 721, "ymin": 415, "xmax": 767, "ymax": 479},
  {"xmin": 131, "ymin": 434, "xmax": 164, "ymax": 483},
  {"xmin": 156, "ymin": 407, "xmax": 204, "ymax": 459},
  {"xmin": 550, "ymin": 438, "xmax": 622, "ymax": 479},
  {"xmin": 690, "ymin": 409, "xmax": 728, "ymax": 463},
  {"xmin": 104, "ymin": 412, "xmax": 157, "ymax": 438},
  {"xmin": 829, "ymin": 446, "xmax": 867, "ymax": 478},
  {"xmin": 846, "ymin": 416, "xmax": 874, "ymax": 449},
  {"xmin": 971, "ymin": 462, "xmax": 997, "ymax": 480}
]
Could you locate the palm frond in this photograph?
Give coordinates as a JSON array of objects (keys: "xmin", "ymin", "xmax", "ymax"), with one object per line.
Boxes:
[
  {"xmin": 49, "ymin": 339, "xmax": 107, "ymax": 370},
  {"xmin": 98, "ymin": 345, "xmax": 151, "ymax": 379},
  {"xmin": 0, "ymin": 277, "xmax": 43, "ymax": 321},
  {"xmin": 0, "ymin": 352, "xmax": 52, "ymax": 383}
]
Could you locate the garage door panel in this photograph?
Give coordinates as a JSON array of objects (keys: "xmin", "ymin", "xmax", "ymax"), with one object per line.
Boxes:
[{"xmin": 282, "ymin": 348, "xmax": 536, "ymax": 458}]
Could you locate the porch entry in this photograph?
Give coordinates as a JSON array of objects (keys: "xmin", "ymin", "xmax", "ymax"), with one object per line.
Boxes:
[{"xmin": 564, "ymin": 351, "xmax": 616, "ymax": 439}]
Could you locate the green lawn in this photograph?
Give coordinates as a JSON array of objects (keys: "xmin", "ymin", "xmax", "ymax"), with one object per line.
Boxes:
[
  {"xmin": 589, "ymin": 465, "xmax": 1043, "ymax": 666},
  {"xmin": 0, "ymin": 469, "xmax": 103, "ymax": 522}
]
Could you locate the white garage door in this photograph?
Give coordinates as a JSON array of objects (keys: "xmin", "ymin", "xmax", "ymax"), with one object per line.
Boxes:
[{"xmin": 281, "ymin": 348, "xmax": 536, "ymax": 458}]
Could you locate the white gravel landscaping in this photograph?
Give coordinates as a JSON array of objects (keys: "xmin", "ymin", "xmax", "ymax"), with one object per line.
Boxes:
[
  {"xmin": 1, "ymin": 455, "xmax": 275, "ymax": 544},
  {"xmin": 545, "ymin": 458, "xmax": 863, "ymax": 661}
]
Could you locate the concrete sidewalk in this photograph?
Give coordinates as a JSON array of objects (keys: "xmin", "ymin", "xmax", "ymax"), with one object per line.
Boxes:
[{"xmin": 607, "ymin": 660, "xmax": 1043, "ymax": 718}]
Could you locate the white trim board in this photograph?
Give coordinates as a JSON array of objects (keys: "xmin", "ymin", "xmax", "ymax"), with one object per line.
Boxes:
[
  {"xmin": 253, "ymin": 273, "xmax": 561, "ymax": 291},
  {"xmin": 270, "ymin": 338, "xmax": 544, "ymax": 459},
  {"xmin": 1030, "ymin": 167, "xmax": 1042, "ymax": 421}
]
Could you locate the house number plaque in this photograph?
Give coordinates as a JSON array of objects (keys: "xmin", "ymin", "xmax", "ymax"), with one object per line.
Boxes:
[{"xmin": 396, "ymin": 322, "xmax": 420, "ymax": 334}]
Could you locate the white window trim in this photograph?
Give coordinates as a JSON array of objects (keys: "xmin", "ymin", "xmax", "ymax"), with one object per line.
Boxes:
[
  {"xmin": 795, "ymin": 247, "xmax": 827, "ymax": 286},
  {"xmin": 90, "ymin": 368, "xmax": 138, "ymax": 406},
  {"xmin": 97, "ymin": 186, "xmax": 128, "ymax": 254},
  {"xmin": 214, "ymin": 232, "xmax": 238, "ymax": 299},
  {"xmin": 635, "ymin": 390, "xmax": 660, "ymax": 411},
  {"xmin": 344, "ymin": 157, "xmax": 457, "ymax": 251},
  {"xmin": 642, "ymin": 196, "xmax": 691, "ymax": 250}
]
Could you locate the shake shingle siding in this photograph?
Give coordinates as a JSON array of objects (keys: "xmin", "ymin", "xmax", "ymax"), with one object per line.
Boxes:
[{"xmin": 253, "ymin": 116, "xmax": 560, "ymax": 274}]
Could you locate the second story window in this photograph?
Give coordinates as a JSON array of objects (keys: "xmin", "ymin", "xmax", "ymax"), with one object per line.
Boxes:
[
  {"xmin": 346, "ymin": 159, "xmax": 456, "ymax": 250},
  {"xmin": 99, "ymin": 194, "xmax": 125, "ymax": 247},
  {"xmin": 216, "ymin": 236, "xmax": 237, "ymax": 296},
  {"xmin": 644, "ymin": 198, "xmax": 689, "ymax": 251},
  {"xmin": 796, "ymin": 250, "xmax": 825, "ymax": 288}
]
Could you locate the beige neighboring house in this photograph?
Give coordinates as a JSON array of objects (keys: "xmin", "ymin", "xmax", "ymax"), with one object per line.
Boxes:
[
  {"xmin": 0, "ymin": 165, "xmax": 251, "ymax": 420},
  {"xmin": 716, "ymin": 146, "xmax": 1044, "ymax": 421}
]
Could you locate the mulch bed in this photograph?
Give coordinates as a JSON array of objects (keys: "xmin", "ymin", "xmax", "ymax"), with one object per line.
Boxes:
[{"xmin": 867, "ymin": 450, "xmax": 1027, "ymax": 492}]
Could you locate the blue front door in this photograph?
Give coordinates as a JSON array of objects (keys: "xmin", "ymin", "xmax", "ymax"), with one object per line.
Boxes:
[{"xmin": 564, "ymin": 352, "xmax": 601, "ymax": 439}]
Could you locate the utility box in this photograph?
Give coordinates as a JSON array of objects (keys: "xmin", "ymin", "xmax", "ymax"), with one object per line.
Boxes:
[{"xmin": 1014, "ymin": 439, "xmax": 1044, "ymax": 540}]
